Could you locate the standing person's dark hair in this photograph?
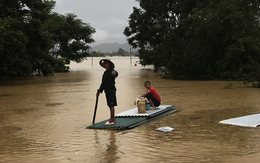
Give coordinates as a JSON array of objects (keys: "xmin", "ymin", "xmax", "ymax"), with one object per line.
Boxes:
[
  {"xmin": 140, "ymin": 81, "xmax": 161, "ymax": 109},
  {"xmin": 96, "ymin": 59, "xmax": 118, "ymax": 125}
]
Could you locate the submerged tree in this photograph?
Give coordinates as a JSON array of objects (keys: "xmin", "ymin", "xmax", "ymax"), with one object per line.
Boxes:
[
  {"xmin": 0, "ymin": 0, "xmax": 96, "ymax": 77},
  {"xmin": 43, "ymin": 13, "xmax": 95, "ymax": 63},
  {"xmin": 124, "ymin": 0, "xmax": 260, "ymax": 81},
  {"xmin": 0, "ymin": 0, "xmax": 56, "ymax": 76}
]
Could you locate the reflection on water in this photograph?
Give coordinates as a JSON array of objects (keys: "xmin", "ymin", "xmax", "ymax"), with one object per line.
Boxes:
[{"xmin": 0, "ymin": 57, "xmax": 260, "ymax": 163}]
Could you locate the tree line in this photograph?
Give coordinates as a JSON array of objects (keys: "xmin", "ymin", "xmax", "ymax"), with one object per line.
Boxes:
[
  {"xmin": 0, "ymin": 0, "xmax": 95, "ymax": 77},
  {"xmin": 124, "ymin": 0, "xmax": 260, "ymax": 87},
  {"xmin": 91, "ymin": 48, "xmax": 139, "ymax": 57}
]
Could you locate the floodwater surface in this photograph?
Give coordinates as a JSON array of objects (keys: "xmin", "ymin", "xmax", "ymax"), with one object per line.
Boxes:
[{"xmin": 0, "ymin": 57, "xmax": 260, "ymax": 163}]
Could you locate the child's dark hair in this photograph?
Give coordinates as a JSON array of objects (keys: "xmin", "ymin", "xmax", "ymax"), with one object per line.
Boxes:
[{"xmin": 144, "ymin": 81, "xmax": 151, "ymax": 85}]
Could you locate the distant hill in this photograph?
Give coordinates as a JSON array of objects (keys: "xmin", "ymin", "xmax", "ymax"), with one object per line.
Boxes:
[{"xmin": 92, "ymin": 42, "xmax": 138, "ymax": 53}]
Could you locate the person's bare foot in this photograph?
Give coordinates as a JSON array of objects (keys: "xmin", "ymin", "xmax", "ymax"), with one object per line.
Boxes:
[{"xmin": 104, "ymin": 121, "xmax": 115, "ymax": 125}]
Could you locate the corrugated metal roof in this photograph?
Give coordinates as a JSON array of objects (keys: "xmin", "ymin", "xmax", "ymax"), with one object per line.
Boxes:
[
  {"xmin": 86, "ymin": 105, "xmax": 177, "ymax": 130},
  {"xmin": 115, "ymin": 105, "xmax": 174, "ymax": 117},
  {"xmin": 87, "ymin": 117, "xmax": 146, "ymax": 130}
]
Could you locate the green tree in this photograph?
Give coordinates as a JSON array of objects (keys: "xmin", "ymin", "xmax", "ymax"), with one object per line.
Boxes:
[
  {"xmin": 0, "ymin": 0, "xmax": 56, "ymax": 77},
  {"xmin": 0, "ymin": 16, "xmax": 28, "ymax": 76},
  {"xmin": 124, "ymin": 0, "xmax": 260, "ymax": 80},
  {"xmin": 43, "ymin": 13, "xmax": 96, "ymax": 63},
  {"xmin": 0, "ymin": 0, "xmax": 96, "ymax": 77},
  {"xmin": 24, "ymin": 0, "xmax": 56, "ymax": 76}
]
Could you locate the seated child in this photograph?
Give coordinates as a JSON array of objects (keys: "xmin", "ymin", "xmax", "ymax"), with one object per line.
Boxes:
[{"xmin": 139, "ymin": 81, "xmax": 161, "ymax": 109}]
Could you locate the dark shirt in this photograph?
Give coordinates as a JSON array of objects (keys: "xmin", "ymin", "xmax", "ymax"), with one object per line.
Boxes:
[{"xmin": 98, "ymin": 68, "xmax": 118, "ymax": 94}]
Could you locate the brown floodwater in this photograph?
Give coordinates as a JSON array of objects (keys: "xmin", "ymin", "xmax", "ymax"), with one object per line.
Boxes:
[{"xmin": 0, "ymin": 57, "xmax": 260, "ymax": 163}]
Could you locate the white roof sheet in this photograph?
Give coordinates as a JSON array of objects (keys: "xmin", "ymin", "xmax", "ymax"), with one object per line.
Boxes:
[
  {"xmin": 115, "ymin": 105, "xmax": 173, "ymax": 117},
  {"xmin": 219, "ymin": 113, "xmax": 260, "ymax": 127}
]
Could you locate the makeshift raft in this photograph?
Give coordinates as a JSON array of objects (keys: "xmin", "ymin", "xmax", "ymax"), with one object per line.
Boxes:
[{"xmin": 86, "ymin": 105, "xmax": 177, "ymax": 130}]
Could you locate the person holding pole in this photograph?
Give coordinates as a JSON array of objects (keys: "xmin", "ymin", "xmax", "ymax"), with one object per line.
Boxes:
[{"xmin": 96, "ymin": 59, "xmax": 118, "ymax": 125}]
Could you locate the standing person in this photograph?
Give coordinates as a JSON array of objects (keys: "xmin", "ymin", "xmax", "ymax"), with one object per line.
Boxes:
[
  {"xmin": 140, "ymin": 81, "xmax": 161, "ymax": 109},
  {"xmin": 96, "ymin": 59, "xmax": 118, "ymax": 125}
]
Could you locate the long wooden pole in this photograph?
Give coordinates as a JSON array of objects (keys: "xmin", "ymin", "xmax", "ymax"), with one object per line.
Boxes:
[{"xmin": 92, "ymin": 93, "xmax": 99, "ymax": 124}]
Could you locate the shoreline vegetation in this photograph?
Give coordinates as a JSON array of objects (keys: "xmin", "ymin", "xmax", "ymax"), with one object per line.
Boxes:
[
  {"xmin": 1, "ymin": 56, "xmax": 259, "ymax": 89},
  {"xmin": 1, "ymin": 1, "xmax": 260, "ymax": 88}
]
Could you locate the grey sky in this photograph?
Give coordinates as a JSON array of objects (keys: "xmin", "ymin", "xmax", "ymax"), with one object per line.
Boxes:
[{"xmin": 53, "ymin": 0, "xmax": 139, "ymax": 46}]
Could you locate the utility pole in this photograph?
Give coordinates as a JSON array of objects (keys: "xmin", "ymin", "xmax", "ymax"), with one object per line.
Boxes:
[
  {"xmin": 91, "ymin": 47, "xmax": 93, "ymax": 66},
  {"xmin": 130, "ymin": 47, "xmax": 132, "ymax": 65}
]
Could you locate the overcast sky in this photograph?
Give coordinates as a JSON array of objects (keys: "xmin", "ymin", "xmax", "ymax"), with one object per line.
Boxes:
[{"xmin": 53, "ymin": 0, "xmax": 139, "ymax": 46}]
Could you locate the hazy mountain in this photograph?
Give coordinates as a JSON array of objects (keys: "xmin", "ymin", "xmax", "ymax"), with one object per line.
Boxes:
[{"xmin": 92, "ymin": 42, "xmax": 138, "ymax": 53}]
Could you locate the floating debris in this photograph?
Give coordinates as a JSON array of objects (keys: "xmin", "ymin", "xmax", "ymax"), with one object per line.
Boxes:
[
  {"xmin": 155, "ymin": 126, "xmax": 174, "ymax": 132},
  {"xmin": 220, "ymin": 113, "xmax": 260, "ymax": 127}
]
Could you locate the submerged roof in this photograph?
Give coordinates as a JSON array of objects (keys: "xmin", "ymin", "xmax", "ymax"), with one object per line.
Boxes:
[
  {"xmin": 86, "ymin": 105, "xmax": 177, "ymax": 130},
  {"xmin": 220, "ymin": 113, "xmax": 260, "ymax": 127}
]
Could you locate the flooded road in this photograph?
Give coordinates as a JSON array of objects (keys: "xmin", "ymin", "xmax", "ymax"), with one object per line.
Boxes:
[{"xmin": 0, "ymin": 57, "xmax": 260, "ymax": 163}]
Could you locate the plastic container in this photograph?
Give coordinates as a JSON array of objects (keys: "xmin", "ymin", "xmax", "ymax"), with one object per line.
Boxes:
[{"xmin": 137, "ymin": 100, "xmax": 147, "ymax": 113}]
